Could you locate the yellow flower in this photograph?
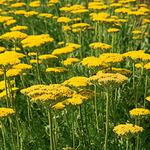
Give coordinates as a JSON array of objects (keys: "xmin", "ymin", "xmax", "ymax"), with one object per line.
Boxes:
[
  {"xmin": 0, "ymin": 51, "xmax": 22, "ymax": 67},
  {"xmin": 57, "ymin": 17, "xmax": 71, "ymax": 23},
  {"xmin": 146, "ymin": 96, "xmax": 150, "ymax": 102},
  {"xmin": 135, "ymin": 63, "xmax": 143, "ymax": 69},
  {"xmin": 88, "ymin": 2, "xmax": 108, "ymax": 10},
  {"xmin": 4, "ymin": 19, "xmax": 16, "ymax": 26},
  {"xmin": 13, "ymin": 63, "xmax": 32, "ymax": 70},
  {"xmin": 39, "ymin": 13, "xmax": 53, "ymax": 19},
  {"xmin": 52, "ymin": 43, "xmax": 80, "ymax": 56},
  {"xmin": 10, "ymin": 25, "xmax": 28, "ymax": 31},
  {"xmin": 28, "ymin": 52, "xmax": 37, "ymax": 56},
  {"xmin": 144, "ymin": 62, "xmax": 150, "ymax": 70},
  {"xmin": 90, "ymin": 73, "xmax": 128, "ymax": 87},
  {"xmin": 49, "ymin": 0, "xmax": 59, "ymax": 4},
  {"xmin": 0, "ymin": 16, "xmax": 13, "ymax": 23},
  {"xmin": 10, "ymin": 2, "xmax": 25, "ymax": 8},
  {"xmin": 99, "ymin": 53, "xmax": 124, "ymax": 65},
  {"xmin": 142, "ymin": 18, "xmax": 150, "ymax": 24},
  {"xmin": 52, "ymin": 102, "xmax": 65, "ymax": 110},
  {"xmin": 62, "ymin": 25, "xmax": 71, "ymax": 32},
  {"xmin": 21, "ymin": 34, "xmax": 54, "ymax": 48},
  {"xmin": 101, "ymin": 68, "xmax": 132, "ymax": 76},
  {"xmin": 65, "ymin": 94, "xmax": 85, "ymax": 105},
  {"xmin": 30, "ymin": 59, "xmax": 42, "ymax": 64},
  {"xmin": 90, "ymin": 12, "xmax": 110, "ymax": 22},
  {"xmin": 0, "ymin": 46, "xmax": 6, "ymax": 53},
  {"xmin": 115, "ymin": 8, "xmax": 131, "ymax": 14},
  {"xmin": 0, "ymin": 107, "xmax": 15, "ymax": 118},
  {"xmin": 29, "ymin": 1, "xmax": 41, "ymax": 8},
  {"xmin": 63, "ymin": 76, "xmax": 91, "ymax": 87},
  {"xmin": 132, "ymin": 30, "xmax": 142, "ymax": 35},
  {"xmin": 6, "ymin": 68, "xmax": 22, "ymax": 77},
  {"xmin": 71, "ymin": 23, "xmax": 90, "ymax": 32},
  {"xmin": 39, "ymin": 54, "xmax": 58, "ymax": 60},
  {"xmin": 46, "ymin": 67, "xmax": 67, "ymax": 73},
  {"xmin": 62, "ymin": 58, "xmax": 80, "ymax": 66},
  {"xmin": 123, "ymin": 50, "xmax": 150, "ymax": 61},
  {"xmin": 129, "ymin": 108, "xmax": 150, "ymax": 117},
  {"xmin": 82, "ymin": 56, "xmax": 107, "ymax": 68},
  {"xmin": 107, "ymin": 28, "xmax": 120, "ymax": 33},
  {"xmin": 89, "ymin": 42, "xmax": 112, "ymax": 50},
  {"xmin": 113, "ymin": 123, "xmax": 143, "ymax": 137},
  {"xmin": 0, "ymin": 31, "xmax": 27, "ymax": 41},
  {"xmin": 21, "ymin": 84, "xmax": 73, "ymax": 103},
  {"xmin": 23, "ymin": 11, "xmax": 39, "ymax": 17}
]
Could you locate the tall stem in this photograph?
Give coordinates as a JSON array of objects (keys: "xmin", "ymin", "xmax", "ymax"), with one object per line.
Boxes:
[
  {"xmin": 3, "ymin": 67, "xmax": 9, "ymax": 107},
  {"xmin": 1, "ymin": 121, "xmax": 7, "ymax": 150},
  {"xmin": 94, "ymin": 85, "xmax": 99, "ymax": 133},
  {"xmin": 8, "ymin": 117, "xmax": 16, "ymax": 150},
  {"xmin": 126, "ymin": 138, "xmax": 129, "ymax": 150},
  {"xmin": 48, "ymin": 109, "xmax": 54, "ymax": 150},
  {"xmin": 104, "ymin": 88, "xmax": 109, "ymax": 150},
  {"xmin": 36, "ymin": 50, "xmax": 41, "ymax": 84}
]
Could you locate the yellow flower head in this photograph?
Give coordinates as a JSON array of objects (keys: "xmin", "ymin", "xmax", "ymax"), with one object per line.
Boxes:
[
  {"xmin": 0, "ymin": 51, "xmax": 23, "ymax": 67},
  {"xmin": 82, "ymin": 56, "xmax": 107, "ymax": 68},
  {"xmin": 10, "ymin": 25, "xmax": 28, "ymax": 31},
  {"xmin": 0, "ymin": 31, "xmax": 27, "ymax": 41},
  {"xmin": 101, "ymin": 68, "xmax": 132, "ymax": 77},
  {"xmin": 90, "ymin": 42, "xmax": 112, "ymax": 50},
  {"xmin": 6, "ymin": 68, "xmax": 22, "ymax": 77},
  {"xmin": 113, "ymin": 123, "xmax": 143, "ymax": 137},
  {"xmin": 63, "ymin": 76, "xmax": 91, "ymax": 87},
  {"xmin": 13, "ymin": 63, "xmax": 32, "ymax": 70},
  {"xmin": 57, "ymin": 17, "xmax": 71, "ymax": 23},
  {"xmin": 46, "ymin": 67, "xmax": 68, "ymax": 73},
  {"xmin": 90, "ymin": 12, "xmax": 110, "ymax": 22},
  {"xmin": 29, "ymin": 1, "xmax": 41, "ymax": 8},
  {"xmin": 62, "ymin": 57, "xmax": 80, "ymax": 66},
  {"xmin": 0, "ymin": 107, "xmax": 15, "ymax": 118},
  {"xmin": 21, "ymin": 34, "xmax": 54, "ymax": 48},
  {"xmin": 52, "ymin": 43, "xmax": 80, "ymax": 56},
  {"xmin": 90, "ymin": 73, "xmax": 128, "ymax": 87},
  {"xmin": 130, "ymin": 108, "xmax": 150, "ymax": 117},
  {"xmin": 146, "ymin": 96, "xmax": 150, "ymax": 102},
  {"xmin": 39, "ymin": 13, "xmax": 53, "ymax": 19},
  {"xmin": 39, "ymin": 54, "xmax": 58, "ymax": 60},
  {"xmin": 0, "ymin": 46, "xmax": 6, "ymax": 53},
  {"xmin": 107, "ymin": 28, "xmax": 120, "ymax": 33},
  {"xmin": 99, "ymin": 53, "xmax": 124, "ymax": 65},
  {"xmin": 21, "ymin": 84, "xmax": 73, "ymax": 103},
  {"xmin": 52, "ymin": 102, "xmax": 65, "ymax": 110},
  {"xmin": 10, "ymin": 2, "xmax": 26, "ymax": 8}
]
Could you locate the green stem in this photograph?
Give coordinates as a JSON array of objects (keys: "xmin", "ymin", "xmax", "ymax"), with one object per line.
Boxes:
[
  {"xmin": 3, "ymin": 67, "xmax": 9, "ymax": 107},
  {"xmin": 94, "ymin": 85, "xmax": 99, "ymax": 133},
  {"xmin": 36, "ymin": 50, "xmax": 41, "ymax": 84},
  {"xmin": 8, "ymin": 117, "xmax": 16, "ymax": 150},
  {"xmin": 126, "ymin": 138, "xmax": 129, "ymax": 150},
  {"xmin": 104, "ymin": 88, "xmax": 109, "ymax": 150},
  {"xmin": 72, "ymin": 108, "xmax": 75, "ymax": 148},
  {"xmin": 48, "ymin": 109, "xmax": 54, "ymax": 150},
  {"xmin": 1, "ymin": 121, "xmax": 7, "ymax": 150},
  {"xmin": 144, "ymin": 75, "xmax": 148, "ymax": 108}
]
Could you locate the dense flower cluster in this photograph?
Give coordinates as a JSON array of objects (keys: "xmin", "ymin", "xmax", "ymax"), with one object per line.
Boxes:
[{"xmin": 113, "ymin": 123, "xmax": 143, "ymax": 136}]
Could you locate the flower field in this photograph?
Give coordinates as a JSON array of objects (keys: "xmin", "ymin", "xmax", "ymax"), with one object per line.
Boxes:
[{"xmin": 0, "ymin": 0, "xmax": 150, "ymax": 149}]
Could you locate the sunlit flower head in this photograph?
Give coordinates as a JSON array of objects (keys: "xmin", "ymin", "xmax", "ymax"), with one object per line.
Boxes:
[
  {"xmin": 113, "ymin": 123, "xmax": 143, "ymax": 137},
  {"xmin": 0, "ymin": 107, "xmax": 15, "ymax": 118}
]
